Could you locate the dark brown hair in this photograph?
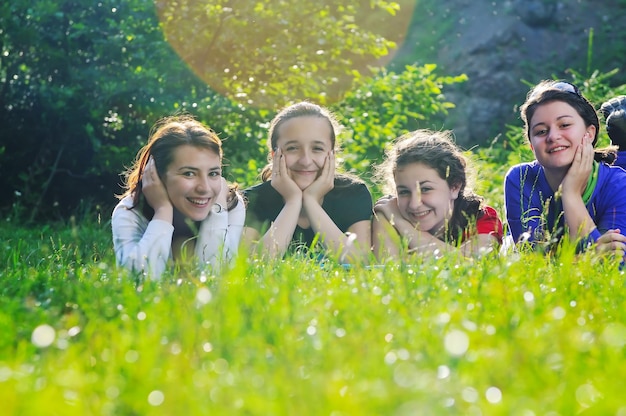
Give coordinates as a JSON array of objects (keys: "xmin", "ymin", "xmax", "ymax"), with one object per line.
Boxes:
[
  {"xmin": 377, "ymin": 129, "xmax": 483, "ymax": 244},
  {"xmin": 521, "ymin": 80, "xmax": 616, "ymax": 163}
]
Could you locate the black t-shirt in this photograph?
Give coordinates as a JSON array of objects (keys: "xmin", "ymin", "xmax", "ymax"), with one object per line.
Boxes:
[{"xmin": 242, "ymin": 175, "xmax": 373, "ymax": 252}]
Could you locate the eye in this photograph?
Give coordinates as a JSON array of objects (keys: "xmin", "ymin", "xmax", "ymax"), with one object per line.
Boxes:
[
  {"xmin": 559, "ymin": 122, "xmax": 572, "ymax": 128},
  {"xmin": 285, "ymin": 146, "xmax": 298, "ymax": 152},
  {"xmin": 533, "ymin": 128, "xmax": 548, "ymax": 137},
  {"xmin": 420, "ymin": 187, "xmax": 432, "ymax": 193},
  {"xmin": 313, "ymin": 146, "xmax": 326, "ymax": 152},
  {"xmin": 208, "ymin": 171, "xmax": 221, "ymax": 178},
  {"xmin": 182, "ymin": 171, "xmax": 195, "ymax": 177},
  {"xmin": 397, "ymin": 189, "xmax": 410, "ymax": 196}
]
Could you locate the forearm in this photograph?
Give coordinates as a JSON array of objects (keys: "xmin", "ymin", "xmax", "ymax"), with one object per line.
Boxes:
[
  {"xmin": 390, "ymin": 216, "xmax": 449, "ymax": 255},
  {"xmin": 259, "ymin": 199, "xmax": 302, "ymax": 257},
  {"xmin": 112, "ymin": 215, "xmax": 173, "ymax": 279},
  {"xmin": 372, "ymin": 215, "xmax": 402, "ymax": 261},
  {"xmin": 303, "ymin": 195, "xmax": 368, "ymax": 262},
  {"xmin": 562, "ymin": 193, "xmax": 597, "ymax": 241}
]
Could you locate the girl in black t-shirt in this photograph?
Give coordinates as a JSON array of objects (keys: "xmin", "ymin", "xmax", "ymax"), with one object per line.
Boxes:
[{"xmin": 242, "ymin": 102, "xmax": 372, "ymax": 263}]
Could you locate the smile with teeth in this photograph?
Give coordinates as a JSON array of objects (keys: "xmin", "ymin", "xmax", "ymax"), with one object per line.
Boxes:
[
  {"xmin": 548, "ymin": 146, "xmax": 568, "ymax": 153},
  {"xmin": 411, "ymin": 209, "xmax": 432, "ymax": 218},
  {"xmin": 187, "ymin": 197, "xmax": 209, "ymax": 206}
]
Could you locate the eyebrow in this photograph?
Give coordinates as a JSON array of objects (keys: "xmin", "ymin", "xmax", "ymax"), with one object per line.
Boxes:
[
  {"xmin": 397, "ymin": 180, "xmax": 434, "ymax": 189},
  {"xmin": 176, "ymin": 166, "xmax": 222, "ymax": 172},
  {"xmin": 531, "ymin": 114, "xmax": 574, "ymax": 130},
  {"xmin": 282, "ymin": 139, "xmax": 328, "ymax": 146}
]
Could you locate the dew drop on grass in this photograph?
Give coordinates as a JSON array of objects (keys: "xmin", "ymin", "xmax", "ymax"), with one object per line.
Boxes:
[
  {"xmin": 437, "ymin": 365, "xmax": 450, "ymax": 379},
  {"xmin": 552, "ymin": 306, "xmax": 566, "ymax": 320},
  {"xmin": 444, "ymin": 330, "xmax": 469, "ymax": 356},
  {"xmin": 67, "ymin": 326, "xmax": 81, "ymax": 337},
  {"xmin": 384, "ymin": 333, "xmax": 393, "ymax": 343},
  {"xmin": 442, "ymin": 397, "xmax": 455, "ymax": 407},
  {"xmin": 106, "ymin": 386, "xmax": 119, "ymax": 399},
  {"xmin": 485, "ymin": 386, "xmax": 502, "ymax": 403},
  {"xmin": 307, "ymin": 326, "xmax": 316, "ymax": 336},
  {"xmin": 461, "ymin": 386, "xmax": 479, "ymax": 403},
  {"xmin": 0, "ymin": 366, "xmax": 12, "ymax": 382},
  {"xmin": 601, "ymin": 323, "xmax": 626, "ymax": 347},
  {"xmin": 196, "ymin": 287, "xmax": 212, "ymax": 305},
  {"xmin": 335, "ymin": 328, "xmax": 346, "ymax": 338},
  {"xmin": 202, "ymin": 342, "xmax": 213, "ymax": 352},
  {"xmin": 137, "ymin": 311, "xmax": 146, "ymax": 321},
  {"xmin": 125, "ymin": 350, "xmax": 139, "ymax": 363},
  {"xmin": 148, "ymin": 390, "xmax": 164, "ymax": 406},
  {"xmin": 485, "ymin": 325, "xmax": 496, "ymax": 335},
  {"xmin": 31, "ymin": 324, "xmax": 55, "ymax": 348},
  {"xmin": 523, "ymin": 291, "xmax": 534, "ymax": 302},
  {"xmin": 384, "ymin": 351, "xmax": 397, "ymax": 365},
  {"xmin": 575, "ymin": 383, "xmax": 602, "ymax": 407}
]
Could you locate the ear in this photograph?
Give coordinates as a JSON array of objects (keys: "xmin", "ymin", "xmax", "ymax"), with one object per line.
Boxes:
[
  {"xmin": 585, "ymin": 125, "xmax": 597, "ymax": 140},
  {"xmin": 450, "ymin": 183, "xmax": 461, "ymax": 200}
]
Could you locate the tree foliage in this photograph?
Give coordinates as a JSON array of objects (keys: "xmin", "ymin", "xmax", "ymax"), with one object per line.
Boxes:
[
  {"xmin": 156, "ymin": 0, "xmax": 415, "ymax": 108},
  {"xmin": 0, "ymin": 0, "xmax": 460, "ymax": 223}
]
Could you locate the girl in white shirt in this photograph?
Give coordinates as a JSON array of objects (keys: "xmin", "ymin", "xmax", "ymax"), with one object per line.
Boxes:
[{"xmin": 112, "ymin": 115, "xmax": 245, "ymax": 279}]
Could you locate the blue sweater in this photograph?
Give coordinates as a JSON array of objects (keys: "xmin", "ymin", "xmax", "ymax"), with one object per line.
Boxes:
[
  {"xmin": 504, "ymin": 161, "xmax": 626, "ymax": 247},
  {"xmin": 614, "ymin": 151, "xmax": 626, "ymax": 170}
]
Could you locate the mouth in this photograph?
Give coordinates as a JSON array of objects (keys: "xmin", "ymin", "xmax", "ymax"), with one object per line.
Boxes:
[
  {"xmin": 187, "ymin": 197, "xmax": 210, "ymax": 207},
  {"xmin": 293, "ymin": 170, "xmax": 318, "ymax": 176},
  {"xmin": 547, "ymin": 146, "xmax": 569, "ymax": 154},
  {"xmin": 410, "ymin": 209, "xmax": 432, "ymax": 219}
]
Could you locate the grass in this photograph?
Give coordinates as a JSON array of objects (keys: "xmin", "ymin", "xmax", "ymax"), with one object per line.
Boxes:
[{"xmin": 2, "ymin": 218, "xmax": 626, "ymax": 415}]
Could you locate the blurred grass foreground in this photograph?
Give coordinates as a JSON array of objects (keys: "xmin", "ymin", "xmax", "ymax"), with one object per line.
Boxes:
[{"xmin": 1, "ymin": 220, "xmax": 626, "ymax": 415}]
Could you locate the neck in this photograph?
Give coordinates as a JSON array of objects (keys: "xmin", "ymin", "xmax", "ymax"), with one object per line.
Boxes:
[{"xmin": 542, "ymin": 166, "xmax": 568, "ymax": 192}]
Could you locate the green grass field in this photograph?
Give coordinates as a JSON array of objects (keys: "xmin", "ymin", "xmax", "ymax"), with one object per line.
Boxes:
[{"xmin": 1, "ymin": 219, "xmax": 626, "ymax": 415}]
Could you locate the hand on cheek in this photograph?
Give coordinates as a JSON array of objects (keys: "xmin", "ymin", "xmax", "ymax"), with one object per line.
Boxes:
[
  {"xmin": 142, "ymin": 157, "xmax": 172, "ymax": 211},
  {"xmin": 304, "ymin": 151, "xmax": 334, "ymax": 200},
  {"xmin": 270, "ymin": 148, "xmax": 302, "ymax": 202}
]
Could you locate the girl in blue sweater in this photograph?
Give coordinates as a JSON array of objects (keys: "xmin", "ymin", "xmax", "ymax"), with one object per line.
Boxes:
[{"xmin": 504, "ymin": 80, "xmax": 626, "ymax": 259}]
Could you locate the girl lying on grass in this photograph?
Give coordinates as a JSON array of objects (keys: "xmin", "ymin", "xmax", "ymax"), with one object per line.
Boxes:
[
  {"xmin": 372, "ymin": 129, "xmax": 502, "ymax": 261},
  {"xmin": 504, "ymin": 80, "xmax": 626, "ymax": 259},
  {"xmin": 112, "ymin": 115, "xmax": 245, "ymax": 279},
  {"xmin": 242, "ymin": 102, "xmax": 373, "ymax": 263}
]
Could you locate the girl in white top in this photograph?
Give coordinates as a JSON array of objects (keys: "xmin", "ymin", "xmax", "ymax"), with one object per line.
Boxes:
[{"xmin": 112, "ymin": 115, "xmax": 245, "ymax": 279}]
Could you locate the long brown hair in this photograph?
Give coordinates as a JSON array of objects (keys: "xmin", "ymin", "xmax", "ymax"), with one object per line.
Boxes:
[{"xmin": 119, "ymin": 114, "xmax": 237, "ymax": 218}]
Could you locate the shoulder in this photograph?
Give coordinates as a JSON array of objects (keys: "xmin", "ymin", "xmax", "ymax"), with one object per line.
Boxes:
[
  {"xmin": 479, "ymin": 205, "xmax": 501, "ymax": 221},
  {"xmin": 242, "ymin": 181, "xmax": 275, "ymax": 203},
  {"xmin": 597, "ymin": 162, "xmax": 626, "ymax": 191},
  {"xmin": 505, "ymin": 161, "xmax": 540, "ymax": 181},
  {"xmin": 334, "ymin": 174, "xmax": 370, "ymax": 193},
  {"xmin": 242, "ymin": 181, "xmax": 271, "ymax": 195},
  {"xmin": 476, "ymin": 205, "xmax": 503, "ymax": 241},
  {"xmin": 112, "ymin": 195, "xmax": 138, "ymax": 216}
]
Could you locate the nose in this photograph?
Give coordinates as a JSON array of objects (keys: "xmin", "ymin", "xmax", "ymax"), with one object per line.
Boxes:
[
  {"xmin": 195, "ymin": 176, "xmax": 210, "ymax": 194},
  {"xmin": 408, "ymin": 191, "xmax": 421, "ymax": 210},
  {"xmin": 546, "ymin": 127, "xmax": 560, "ymax": 142},
  {"xmin": 297, "ymin": 149, "xmax": 313, "ymax": 165}
]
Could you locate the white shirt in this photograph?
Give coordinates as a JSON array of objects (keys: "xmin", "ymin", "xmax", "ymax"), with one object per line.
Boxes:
[{"xmin": 111, "ymin": 193, "xmax": 245, "ymax": 279}]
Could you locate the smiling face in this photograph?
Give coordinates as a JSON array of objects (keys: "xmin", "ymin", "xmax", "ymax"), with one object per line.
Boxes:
[
  {"xmin": 528, "ymin": 100, "xmax": 595, "ymax": 172},
  {"xmin": 394, "ymin": 162, "xmax": 460, "ymax": 235},
  {"xmin": 275, "ymin": 116, "xmax": 333, "ymax": 189},
  {"xmin": 162, "ymin": 144, "xmax": 222, "ymax": 221}
]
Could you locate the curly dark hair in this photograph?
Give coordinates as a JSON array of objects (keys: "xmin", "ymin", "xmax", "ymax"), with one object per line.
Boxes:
[{"xmin": 376, "ymin": 129, "xmax": 483, "ymax": 244}]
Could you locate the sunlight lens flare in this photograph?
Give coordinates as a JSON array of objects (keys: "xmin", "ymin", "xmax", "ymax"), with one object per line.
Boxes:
[{"xmin": 156, "ymin": 0, "xmax": 415, "ymax": 108}]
